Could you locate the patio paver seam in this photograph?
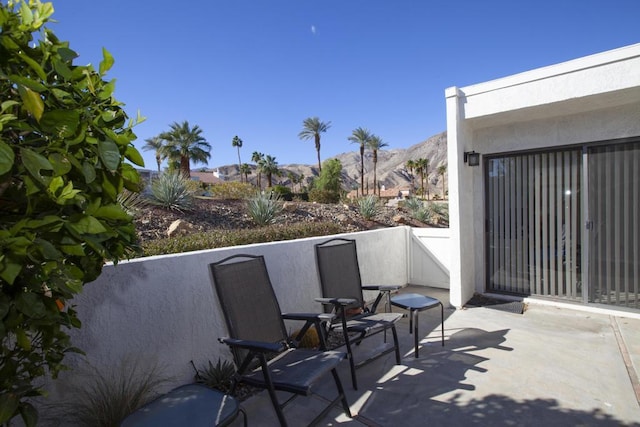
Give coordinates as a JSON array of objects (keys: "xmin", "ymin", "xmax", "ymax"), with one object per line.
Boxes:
[{"xmin": 611, "ymin": 315, "xmax": 640, "ymax": 408}]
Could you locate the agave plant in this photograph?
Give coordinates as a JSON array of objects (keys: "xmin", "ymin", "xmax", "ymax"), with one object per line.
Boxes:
[
  {"xmin": 150, "ymin": 172, "xmax": 194, "ymax": 211},
  {"xmin": 194, "ymin": 359, "xmax": 236, "ymax": 393},
  {"xmin": 246, "ymin": 191, "xmax": 283, "ymax": 226},
  {"xmin": 117, "ymin": 189, "xmax": 149, "ymax": 217},
  {"xmin": 357, "ymin": 195, "xmax": 380, "ymax": 220}
]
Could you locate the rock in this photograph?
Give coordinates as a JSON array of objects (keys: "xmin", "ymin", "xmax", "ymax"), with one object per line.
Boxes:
[
  {"xmin": 283, "ymin": 202, "xmax": 297, "ymax": 212},
  {"xmin": 392, "ymin": 214, "xmax": 407, "ymax": 224},
  {"xmin": 167, "ymin": 219, "xmax": 194, "ymax": 238},
  {"xmin": 335, "ymin": 213, "xmax": 350, "ymax": 223}
]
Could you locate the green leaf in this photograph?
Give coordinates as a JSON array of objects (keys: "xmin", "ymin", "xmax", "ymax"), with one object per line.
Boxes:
[
  {"xmin": 0, "ymin": 393, "xmax": 20, "ymax": 425},
  {"xmin": 40, "ymin": 110, "xmax": 80, "ymax": 137},
  {"xmin": 48, "ymin": 153, "xmax": 72, "ymax": 176},
  {"xmin": 99, "ymin": 48, "xmax": 115, "ymax": 75},
  {"xmin": 18, "ymin": 86, "xmax": 44, "ymax": 121},
  {"xmin": 16, "ymin": 328, "xmax": 32, "ymax": 350},
  {"xmin": 82, "ymin": 161, "xmax": 96, "ymax": 184},
  {"xmin": 0, "ymin": 257, "xmax": 22, "ymax": 284},
  {"xmin": 17, "ymin": 51, "xmax": 46, "ymax": 81},
  {"xmin": 20, "ymin": 147, "xmax": 53, "ymax": 183},
  {"xmin": 98, "ymin": 140, "xmax": 120, "ymax": 172},
  {"xmin": 20, "ymin": 0, "xmax": 34, "ymax": 26},
  {"xmin": 34, "ymin": 238, "xmax": 62, "ymax": 260},
  {"xmin": 68, "ymin": 215, "xmax": 107, "ymax": 234},
  {"xmin": 125, "ymin": 146, "xmax": 144, "ymax": 167},
  {"xmin": 10, "ymin": 75, "xmax": 47, "ymax": 92},
  {"xmin": 94, "ymin": 204, "xmax": 130, "ymax": 220},
  {"xmin": 61, "ymin": 244, "xmax": 85, "ymax": 256},
  {"xmin": 1, "ymin": 100, "xmax": 19, "ymax": 113},
  {"xmin": 57, "ymin": 47, "xmax": 78, "ymax": 62},
  {"xmin": 0, "ymin": 140, "xmax": 15, "ymax": 175},
  {"xmin": 19, "ymin": 401, "xmax": 38, "ymax": 427}
]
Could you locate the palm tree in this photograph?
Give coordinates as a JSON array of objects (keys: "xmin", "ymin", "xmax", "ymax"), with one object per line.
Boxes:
[
  {"xmin": 416, "ymin": 158, "xmax": 429, "ymax": 198},
  {"xmin": 142, "ymin": 136, "xmax": 165, "ymax": 172},
  {"xmin": 231, "ymin": 136, "xmax": 243, "ymax": 181},
  {"xmin": 348, "ymin": 127, "xmax": 372, "ymax": 195},
  {"xmin": 159, "ymin": 121, "xmax": 211, "ymax": 178},
  {"xmin": 405, "ymin": 159, "xmax": 416, "ymax": 195},
  {"xmin": 286, "ymin": 171, "xmax": 297, "ymax": 191},
  {"xmin": 252, "ymin": 151, "xmax": 264, "ymax": 189},
  {"xmin": 298, "ymin": 117, "xmax": 331, "ymax": 172},
  {"xmin": 437, "ymin": 164, "xmax": 447, "ymax": 199},
  {"xmin": 367, "ymin": 134, "xmax": 389, "ymax": 196},
  {"xmin": 258, "ymin": 155, "xmax": 279, "ymax": 188},
  {"xmin": 240, "ymin": 163, "xmax": 252, "ymax": 183}
]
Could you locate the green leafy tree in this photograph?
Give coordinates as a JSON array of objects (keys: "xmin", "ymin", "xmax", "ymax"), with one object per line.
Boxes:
[
  {"xmin": 159, "ymin": 121, "xmax": 211, "ymax": 178},
  {"xmin": 0, "ymin": 2, "xmax": 144, "ymax": 424},
  {"xmin": 437, "ymin": 164, "xmax": 447, "ymax": 199},
  {"xmin": 314, "ymin": 158, "xmax": 343, "ymax": 193},
  {"xmin": 231, "ymin": 135, "xmax": 242, "ymax": 181},
  {"xmin": 258, "ymin": 154, "xmax": 279, "ymax": 188},
  {"xmin": 367, "ymin": 134, "xmax": 388, "ymax": 196},
  {"xmin": 251, "ymin": 151, "xmax": 264, "ymax": 189},
  {"xmin": 347, "ymin": 127, "xmax": 372, "ymax": 195},
  {"xmin": 142, "ymin": 135, "xmax": 164, "ymax": 172},
  {"xmin": 298, "ymin": 117, "xmax": 330, "ymax": 172}
]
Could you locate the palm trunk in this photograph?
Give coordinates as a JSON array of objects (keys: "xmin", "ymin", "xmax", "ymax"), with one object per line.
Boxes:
[
  {"xmin": 359, "ymin": 146, "xmax": 364, "ymax": 194},
  {"xmin": 373, "ymin": 151, "xmax": 378, "ymax": 196},
  {"xmin": 315, "ymin": 136, "xmax": 322, "ymax": 172}
]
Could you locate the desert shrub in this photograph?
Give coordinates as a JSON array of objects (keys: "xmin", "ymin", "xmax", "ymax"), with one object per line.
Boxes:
[
  {"xmin": 404, "ymin": 197, "xmax": 433, "ymax": 223},
  {"xmin": 0, "ymin": 2, "xmax": 143, "ymax": 424},
  {"xmin": 356, "ymin": 195, "xmax": 380, "ymax": 220},
  {"xmin": 247, "ymin": 191, "xmax": 283, "ymax": 226},
  {"xmin": 431, "ymin": 202, "xmax": 449, "ymax": 224},
  {"xmin": 117, "ymin": 189, "xmax": 149, "ymax": 217},
  {"xmin": 308, "ymin": 188, "xmax": 340, "ymax": 204},
  {"xmin": 314, "ymin": 159, "xmax": 343, "ymax": 193},
  {"xmin": 207, "ymin": 181, "xmax": 255, "ymax": 199},
  {"xmin": 194, "ymin": 359, "xmax": 236, "ymax": 393},
  {"xmin": 142, "ymin": 222, "xmax": 343, "ymax": 257},
  {"xmin": 150, "ymin": 172, "xmax": 194, "ymax": 211},
  {"xmin": 290, "ymin": 328, "xmax": 320, "ymax": 349},
  {"xmin": 49, "ymin": 357, "xmax": 170, "ymax": 427},
  {"xmin": 292, "ymin": 193, "xmax": 309, "ymax": 202}
]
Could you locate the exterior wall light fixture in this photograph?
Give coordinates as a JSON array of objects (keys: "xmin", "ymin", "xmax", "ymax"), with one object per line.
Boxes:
[{"xmin": 464, "ymin": 151, "xmax": 480, "ymax": 166}]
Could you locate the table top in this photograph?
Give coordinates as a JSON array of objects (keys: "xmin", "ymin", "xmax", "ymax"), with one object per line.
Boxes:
[
  {"xmin": 391, "ymin": 293, "xmax": 441, "ymax": 310},
  {"xmin": 121, "ymin": 384, "xmax": 239, "ymax": 427}
]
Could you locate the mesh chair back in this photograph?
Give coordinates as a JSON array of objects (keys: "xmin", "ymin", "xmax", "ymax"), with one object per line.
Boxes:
[
  {"xmin": 210, "ymin": 255, "xmax": 288, "ymax": 346},
  {"xmin": 315, "ymin": 238, "xmax": 364, "ymax": 308}
]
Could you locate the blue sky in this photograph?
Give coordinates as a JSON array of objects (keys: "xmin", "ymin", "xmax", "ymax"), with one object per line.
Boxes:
[{"xmin": 48, "ymin": 0, "xmax": 639, "ymax": 170}]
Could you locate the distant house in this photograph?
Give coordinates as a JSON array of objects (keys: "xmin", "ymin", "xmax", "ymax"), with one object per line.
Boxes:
[
  {"xmin": 447, "ymin": 43, "xmax": 640, "ymax": 310},
  {"xmin": 190, "ymin": 170, "xmax": 225, "ymax": 185}
]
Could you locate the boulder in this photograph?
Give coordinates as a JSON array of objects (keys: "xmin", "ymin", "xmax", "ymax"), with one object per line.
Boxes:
[
  {"xmin": 167, "ymin": 219, "xmax": 194, "ymax": 238},
  {"xmin": 392, "ymin": 214, "xmax": 407, "ymax": 224}
]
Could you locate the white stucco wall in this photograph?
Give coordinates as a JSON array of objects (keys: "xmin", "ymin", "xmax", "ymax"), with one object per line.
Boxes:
[
  {"xmin": 446, "ymin": 43, "xmax": 640, "ymax": 307},
  {"xmin": 46, "ymin": 227, "xmax": 439, "ymax": 401},
  {"xmin": 409, "ymin": 228, "xmax": 450, "ymax": 289}
]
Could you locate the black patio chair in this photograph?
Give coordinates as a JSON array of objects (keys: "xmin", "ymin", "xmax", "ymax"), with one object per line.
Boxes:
[
  {"xmin": 209, "ymin": 254, "xmax": 352, "ymax": 427},
  {"xmin": 314, "ymin": 238, "xmax": 402, "ymax": 390}
]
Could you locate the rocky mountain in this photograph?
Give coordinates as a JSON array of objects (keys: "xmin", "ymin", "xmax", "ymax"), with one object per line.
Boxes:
[{"xmin": 214, "ymin": 131, "xmax": 448, "ymax": 196}]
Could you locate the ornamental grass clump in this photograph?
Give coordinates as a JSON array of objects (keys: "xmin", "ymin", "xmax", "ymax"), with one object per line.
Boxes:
[
  {"xmin": 405, "ymin": 197, "xmax": 432, "ymax": 223},
  {"xmin": 150, "ymin": 172, "xmax": 194, "ymax": 211},
  {"xmin": 48, "ymin": 357, "xmax": 170, "ymax": 427},
  {"xmin": 357, "ymin": 195, "xmax": 380, "ymax": 220},
  {"xmin": 247, "ymin": 191, "xmax": 283, "ymax": 226}
]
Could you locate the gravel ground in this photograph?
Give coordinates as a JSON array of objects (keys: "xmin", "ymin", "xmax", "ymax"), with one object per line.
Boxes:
[{"xmin": 133, "ymin": 198, "xmax": 431, "ymax": 243}]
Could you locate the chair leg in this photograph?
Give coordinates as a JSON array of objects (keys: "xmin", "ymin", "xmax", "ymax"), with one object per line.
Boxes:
[
  {"xmin": 259, "ymin": 355, "xmax": 288, "ymax": 427},
  {"xmin": 414, "ymin": 310, "xmax": 419, "ymax": 358},
  {"xmin": 440, "ymin": 302, "xmax": 445, "ymax": 346},
  {"xmin": 391, "ymin": 324, "xmax": 401, "ymax": 364},
  {"xmin": 331, "ymin": 368, "xmax": 353, "ymax": 418}
]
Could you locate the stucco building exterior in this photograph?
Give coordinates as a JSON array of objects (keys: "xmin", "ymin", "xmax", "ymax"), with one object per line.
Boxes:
[{"xmin": 446, "ymin": 43, "xmax": 640, "ymax": 311}]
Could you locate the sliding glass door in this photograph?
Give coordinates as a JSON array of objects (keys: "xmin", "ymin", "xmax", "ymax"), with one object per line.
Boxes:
[
  {"xmin": 486, "ymin": 140, "xmax": 640, "ymax": 308},
  {"xmin": 588, "ymin": 141, "xmax": 640, "ymax": 308},
  {"xmin": 486, "ymin": 149, "xmax": 582, "ymax": 300}
]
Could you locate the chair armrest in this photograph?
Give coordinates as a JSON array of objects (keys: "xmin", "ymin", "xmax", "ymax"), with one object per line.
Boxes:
[
  {"xmin": 282, "ymin": 312, "xmax": 335, "ymax": 322},
  {"xmin": 315, "ymin": 297, "xmax": 359, "ymax": 306},
  {"xmin": 362, "ymin": 284, "xmax": 402, "ymax": 291},
  {"xmin": 219, "ymin": 337, "xmax": 286, "ymax": 353}
]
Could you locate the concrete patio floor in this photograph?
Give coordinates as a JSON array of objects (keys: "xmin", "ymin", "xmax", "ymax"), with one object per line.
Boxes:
[{"xmin": 229, "ymin": 287, "xmax": 640, "ymax": 426}]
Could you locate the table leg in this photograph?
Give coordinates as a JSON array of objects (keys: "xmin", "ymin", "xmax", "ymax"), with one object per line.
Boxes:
[{"xmin": 413, "ymin": 309, "xmax": 419, "ymax": 358}]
